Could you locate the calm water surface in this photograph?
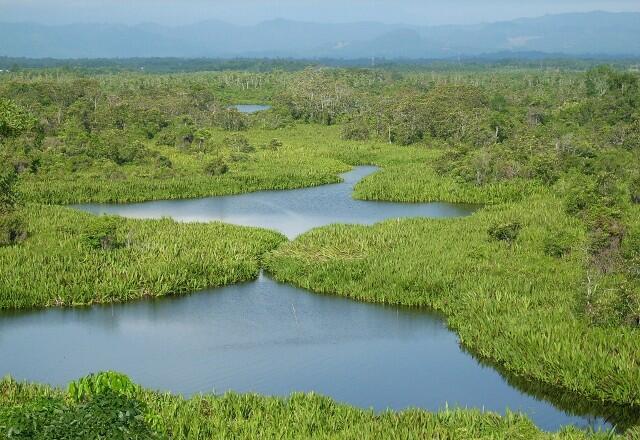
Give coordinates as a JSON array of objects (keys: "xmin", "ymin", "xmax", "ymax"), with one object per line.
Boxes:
[
  {"xmin": 75, "ymin": 166, "xmax": 478, "ymax": 238},
  {"xmin": 1, "ymin": 167, "xmax": 632, "ymax": 432}
]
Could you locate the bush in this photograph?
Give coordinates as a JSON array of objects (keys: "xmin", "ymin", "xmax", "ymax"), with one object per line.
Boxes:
[
  {"xmin": 204, "ymin": 156, "xmax": 229, "ymax": 176},
  {"xmin": 488, "ymin": 221, "xmax": 521, "ymax": 243},
  {"xmin": 631, "ymin": 176, "xmax": 640, "ymax": 204},
  {"xmin": 225, "ymin": 134, "xmax": 254, "ymax": 153},
  {"xmin": 0, "ymin": 214, "xmax": 27, "ymax": 246},
  {"xmin": 0, "ymin": 390, "xmax": 152, "ymax": 440},
  {"xmin": 81, "ymin": 216, "xmax": 121, "ymax": 250},
  {"xmin": 0, "ymin": 167, "xmax": 18, "ymax": 214},
  {"xmin": 543, "ymin": 231, "xmax": 574, "ymax": 257},
  {"xmin": 68, "ymin": 371, "xmax": 139, "ymax": 403},
  {"xmin": 215, "ymin": 108, "xmax": 248, "ymax": 131},
  {"xmin": 156, "ymin": 155, "xmax": 172, "ymax": 168},
  {"xmin": 341, "ymin": 120, "xmax": 370, "ymax": 141},
  {"xmin": 264, "ymin": 138, "xmax": 282, "ymax": 150}
]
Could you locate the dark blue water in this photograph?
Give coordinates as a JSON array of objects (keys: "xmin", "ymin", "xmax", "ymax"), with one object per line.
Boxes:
[{"xmin": 1, "ymin": 166, "xmax": 632, "ymax": 432}]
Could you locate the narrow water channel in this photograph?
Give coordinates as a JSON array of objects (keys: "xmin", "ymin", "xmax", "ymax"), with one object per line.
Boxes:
[{"xmin": 0, "ymin": 166, "xmax": 633, "ymax": 432}]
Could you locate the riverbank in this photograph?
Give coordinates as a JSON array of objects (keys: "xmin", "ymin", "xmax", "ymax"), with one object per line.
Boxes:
[{"xmin": 0, "ymin": 374, "xmax": 626, "ymax": 439}]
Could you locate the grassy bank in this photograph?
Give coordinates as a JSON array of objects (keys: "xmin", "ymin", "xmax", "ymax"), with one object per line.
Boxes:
[
  {"xmin": 264, "ymin": 192, "xmax": 640, "ymax": 410},
  {"xmin": 0, "ymin": 374, "xmax": 625, "ymax": 440},
  {"xmin": 15, "ymin": 124, "xmax": 443, "ymax": 205},
  {"xmin": 0, "ymin": 204, "xmax": 285, "ymax": 310}
]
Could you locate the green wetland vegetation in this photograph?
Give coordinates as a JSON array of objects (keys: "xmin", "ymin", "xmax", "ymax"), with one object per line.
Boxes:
[
  {"xmin": 1, "ymin": 62, "xmax": 639, "ymax": 437},
  {"xmin": 0, "ymin": 372, "xmax": 630, "ymax": 440}
]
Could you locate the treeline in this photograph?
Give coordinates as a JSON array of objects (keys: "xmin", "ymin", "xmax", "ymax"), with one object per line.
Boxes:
[{"xmin": 2, "ymin": 56, "xmax": 639, "ymax": 74}]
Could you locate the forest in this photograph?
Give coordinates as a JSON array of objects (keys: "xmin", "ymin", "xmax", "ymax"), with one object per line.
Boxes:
[{"xmin": 0, "ymin": 63, "xmax": 639, "ymax": 438}]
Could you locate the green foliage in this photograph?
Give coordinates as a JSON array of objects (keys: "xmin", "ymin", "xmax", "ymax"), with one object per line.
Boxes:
[
  {"xmin": 341, "ymin": 118, "xmax": 370, "ymax": 141},
  {"xmin": 204, "ymin": 156, "xmax": 229, "ymax": 176},
  {"xmin": 80, "ymin": 216, "xmax": 121, "ymax": 250},
  {"xmin": 0, "ymin": 98, "xmax": 36, "ymax": 140},
  {"xmin": 224, "ymin": 133, "xmax": 254, "ymax": 153},
  {"xmin": 543, "ymin": 231, "xmax": 575, "ymax": 258},
  {"xmin": 0, "ymin": 376, "xmax": 623, "ymax": 439},
  {"xmin": 631, "ymin": 175, "xmax": 640, "ymax": 204},
  {"xmin": 0, "ymin": 391, "xmax": 153, "ymax": 440},
  {"xmin": 68, "ymin": 372, "xmax": 139, "ymax": 403},
  {"xmin": 0, "ymin": 213, "xmax": 27, "ymax": 247},
  {"xmin": 488, "ymin": 221, "xmax": 522, "ymax": 243},
  {"xmin": 0, "ymin": 205, "xmax": 285, "ymax": 309},
  {"xmin": 0, "ymin": 167, "xmax": 18, "ymax": 215},
  {"xmin": 264, "ymin": 138, "xmax": 282, "ymax": 150},
  {"xmin": 214, "ymin": 108, "xmax": 248, "ymax": 131}
]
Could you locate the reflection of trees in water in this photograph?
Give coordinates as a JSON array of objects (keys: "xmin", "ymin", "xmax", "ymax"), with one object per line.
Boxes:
[{"xmin": 462, "ymin": 346, "xmax": 640, "ymax": 432}]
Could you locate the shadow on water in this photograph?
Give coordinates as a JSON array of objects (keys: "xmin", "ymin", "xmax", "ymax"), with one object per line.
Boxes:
[
  {"xmin": 462, "ymin": 348, "xmax": 640, "ymax": 432},
  {"xmin": 2, "ymin": 166, "xmax": 637, "ymax": 433}
]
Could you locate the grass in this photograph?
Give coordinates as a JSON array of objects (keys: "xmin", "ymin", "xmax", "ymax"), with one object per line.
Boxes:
[
  {"xmin": 0, "ymin": 375, "xmax": 627, "ymax": 440},
  {"xmin": 0, "ymin": 204, "xmax": 285, "ymax": 310},
  {"xmin": 17, "ymin": 124, "xmax": 435, "ymax": 205}
]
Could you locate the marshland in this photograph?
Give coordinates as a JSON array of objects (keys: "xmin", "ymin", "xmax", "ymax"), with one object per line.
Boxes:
[{"xmin": 1, "ymin": 62, "xmax": 639, "ymax": 438}]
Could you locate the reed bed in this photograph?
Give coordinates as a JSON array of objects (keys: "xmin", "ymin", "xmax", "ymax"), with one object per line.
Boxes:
[{"xmin": 0, "ymin": 204, "xmax": 285, "ymax": 309}]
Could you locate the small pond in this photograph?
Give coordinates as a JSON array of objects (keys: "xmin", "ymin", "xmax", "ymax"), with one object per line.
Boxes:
[{"xmin": 230, "ymin": 104, "xmax": 272, "ymax": 113}]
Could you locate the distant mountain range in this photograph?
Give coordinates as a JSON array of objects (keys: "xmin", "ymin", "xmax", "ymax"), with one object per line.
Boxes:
[{"xmin": 1, "ymin": 11, "xmax": 639, "ymax": 59}]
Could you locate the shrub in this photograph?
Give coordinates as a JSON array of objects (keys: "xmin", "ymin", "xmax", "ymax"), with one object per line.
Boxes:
[
  {"xmin": 0, "ymin": 214, "xmax": 27, "ymax": 247},
  {"xmin": 488, "ymin": 221, "xmax": 521, "ymax": 243},
  {"xmin": 81, "ymin": 216, "xmax": 121, "ymax": 250},
  {"xmin": 156, "ymin": 155, "xmax": 172, "ymax": 168},
  {"xmin": 204, "ymin": 156, "xmax": 229, "ymax": 176},
  {"xmin": 341, "ymin": 119, "xmax": 370, "ymax": 141},
  {"xmin": 225, "ymin": 134, "xmax": 254, "ymax": 153},
  {"xmin": 543, "ymin": 231, "xmax": 574, "ymax": 257},
  {"xmin": 215, "ymin": 108, "xmax": 248, "ymax": 131},
  {"xmin": 68, "ymin": 371, "xmax": 139, "ymax": 403},
  {"xmin": 0, "ymin": 390, "xmax": 152, "ymax": 439},
  {"xmin": 631, "ymin": 176, "xmax": 640, "ymax": 204},
  {"xmin": 0, "ymin": 167, "xmax": 18, "ymax": 214},
  {"xmin": 266, "ymin": 138, "xmax": 282, "ymax": 150}
]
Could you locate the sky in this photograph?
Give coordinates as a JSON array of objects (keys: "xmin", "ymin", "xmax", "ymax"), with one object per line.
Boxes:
[{"xmin": 1, "ymin": 0, "xmax": 639, "ymax": 26}]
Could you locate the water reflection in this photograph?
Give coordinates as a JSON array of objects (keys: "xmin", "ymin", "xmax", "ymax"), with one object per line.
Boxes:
[
  {"xmin": 75, "ymin": 166, "xmax": 480, "ymax": 238},
  {"xmin": 0, "ymin": 274, "xmax": 624, "ymax": 432}
]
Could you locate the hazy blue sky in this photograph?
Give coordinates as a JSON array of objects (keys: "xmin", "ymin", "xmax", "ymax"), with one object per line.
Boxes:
[{"xmin": 1, "ymin": 0, "xmax": 639, "ymax": 25}]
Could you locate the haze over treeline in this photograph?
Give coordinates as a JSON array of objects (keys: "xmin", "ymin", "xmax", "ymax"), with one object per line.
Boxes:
[
  {"xmin": 2, "ymin": 0, "xmax": 639, "ymax": 26},
  {"xmin": 1, "ymin": 11, "xmax": 640, "ymax": 59}
]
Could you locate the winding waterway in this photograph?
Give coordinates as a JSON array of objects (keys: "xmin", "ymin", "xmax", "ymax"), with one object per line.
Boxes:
[{"xmin": 0, "ymin": 167, "xmax": 632, "ymax": 432}]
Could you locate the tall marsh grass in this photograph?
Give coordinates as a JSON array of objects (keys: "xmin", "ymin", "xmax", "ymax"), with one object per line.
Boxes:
[{"xmin": 0, "ymin": 204, "xmax": 285, "ymax": 309}]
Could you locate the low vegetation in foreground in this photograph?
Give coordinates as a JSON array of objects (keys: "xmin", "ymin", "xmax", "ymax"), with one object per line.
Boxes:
[{"xmin": 0, "ymin": 372, "xmax": 628, "ymax": 440}]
